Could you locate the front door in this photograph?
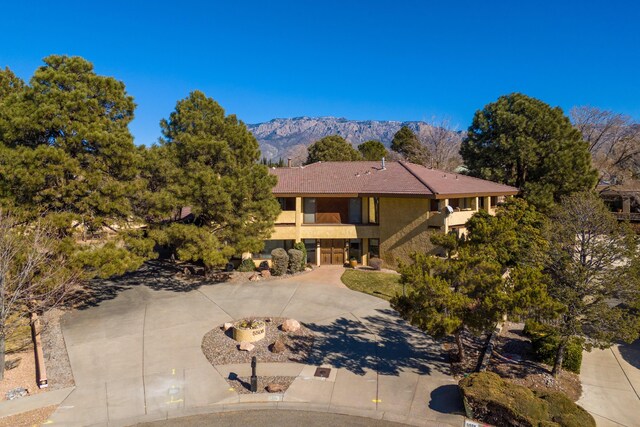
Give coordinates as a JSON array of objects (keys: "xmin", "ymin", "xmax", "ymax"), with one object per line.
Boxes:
[{"xmin": 320, "ymin": 239, "xmax": 345, "ymax": 265}]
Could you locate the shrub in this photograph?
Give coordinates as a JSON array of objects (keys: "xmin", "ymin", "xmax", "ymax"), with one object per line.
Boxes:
[
  {"xmin": 237, "ymin": 258, "xmax": 256, "ymax": 272},
  {"xmin": 369, "ymin": 257, "xmax": 383, "ymax": 271},
  {"xmin": 271, "ymin": 248, "xmax": 289, "ymax": 276},
  {"xmin": 459, "ymin": 372, "xmax": 595, "ymax": 427},
  {"xmin": 287, "ymin": 249, "xmax": 304, "ymax": 273},
  {"xmin": 293, "ymin": 242, "xmax": 307, "ymax": 269},
  {"xmin": 523, "ymin": 320, "xmax": 583, "ymax": 374}
]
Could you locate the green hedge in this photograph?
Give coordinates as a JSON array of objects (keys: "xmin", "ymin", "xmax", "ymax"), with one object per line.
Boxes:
[
  {"xmin": 460, "ymin": 372, "xmax": 594, "ymax": 427},
  {"xmin": 271, "ymin": 248, "xmax": 289, "ymax": 276},
  {"xmin": 237, "ymin": 258, "xmax": 256, "ymax": 272},
  {"xmin": 293, "ymin": 242, "xmax": 307, "ymax": 269},
  {"xmin": 524, "ymin": 321, "xmax": 583, "ymax": 374},
  {"xmin": 287, "ymin": 248, "xmax": 304, "ymax": 273}
]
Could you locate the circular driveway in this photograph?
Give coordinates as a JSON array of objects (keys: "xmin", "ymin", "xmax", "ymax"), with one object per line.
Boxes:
[{"xmin": 48, "ymin": 263, "xmax": 463, "ymax": 426}]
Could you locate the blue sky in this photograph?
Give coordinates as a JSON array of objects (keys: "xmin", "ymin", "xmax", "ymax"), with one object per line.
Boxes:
[{"xmin": 2, "ymin": 0, "xmax": 639, "ymax": 145}]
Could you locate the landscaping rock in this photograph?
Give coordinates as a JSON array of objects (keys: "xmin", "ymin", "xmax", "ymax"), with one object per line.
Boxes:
[
  {"xmin": 261, "ymin": 269, "xmax": 271, "ymax": 278},
  {"xmin": 266, "ymin": 383, "xmax": 285, "ymax": 393},
  {"xmin": 239, "ymin": 342, "xmax": 255, "ymax": 351},
  {"xmin": 270, "ymin": 339, "xmax": 286, "ymax": 353},
  {"xmin": 6, "ymin": 387, "xmax": 29, "ymax": 400},
  {"xmin": 223, "ymin": 322, "xmax": 233, "ymax": 331},
  {"xmin": 249, "ymin": 273, "xmax": 261, "ymax": 282},
  {"xmin": 281, "ymin": 319, "xmax": 301, "ymax": 332}
]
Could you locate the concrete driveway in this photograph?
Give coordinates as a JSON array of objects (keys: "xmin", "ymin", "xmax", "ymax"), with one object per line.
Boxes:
[
  {"xmin": 47, "ymin": 263, "xmax": 464, "ymax": 427},
  {"xmin": 578, "ymin": 340, "xmax": 640, "ymax": 427}
]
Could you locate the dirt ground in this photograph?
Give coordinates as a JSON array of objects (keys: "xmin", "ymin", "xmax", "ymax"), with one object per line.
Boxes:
[
  {"xmin": 447, "ymin": 322, "xmax": 582, "ymax": 401},
  {"xmin": 0, "ymin": 405, "xmax": 56, "ymax": 427}
]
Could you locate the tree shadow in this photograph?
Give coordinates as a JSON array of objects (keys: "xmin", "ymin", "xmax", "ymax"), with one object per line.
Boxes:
[
  {"xmin": 66, "ymin": 260, "xmax": 231, "ymax": 310},
  {"xmin": 618, "ymin": 338, "xmax": 640, "ymax": 370},
  {"xmin": 305, "ymin": 308, "xmax": 450, "ymax": 377},
  {"xmin": 429, "ymin": 384, "xmax": 465, "ymax": 415}
]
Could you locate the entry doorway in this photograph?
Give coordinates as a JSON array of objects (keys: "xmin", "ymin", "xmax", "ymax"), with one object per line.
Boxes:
[{"xmin": 320, "ymin": 239, "xmax": 345, "ymax": 265}]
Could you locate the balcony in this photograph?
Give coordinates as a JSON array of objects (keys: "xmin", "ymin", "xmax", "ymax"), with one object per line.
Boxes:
[{"xmin": 275, "ymin": 210, "xmax": 296, "ymax": 224}]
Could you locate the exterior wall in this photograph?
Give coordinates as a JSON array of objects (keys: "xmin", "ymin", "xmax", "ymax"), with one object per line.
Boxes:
[{"xmin": 378, "ymin": 197, "xmax": 439, "ymax": 267}]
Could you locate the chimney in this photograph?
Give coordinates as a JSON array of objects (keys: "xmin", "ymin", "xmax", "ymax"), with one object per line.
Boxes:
[
  {"xmin": 381, "ymin": 157, "xmax": 386, "ymax": 170},
  {"xmin": 287, "ymin": 158, "xmax": 292, "ymax": 167}
]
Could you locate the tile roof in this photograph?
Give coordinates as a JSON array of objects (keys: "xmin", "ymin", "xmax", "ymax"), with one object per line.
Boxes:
[{"xmin": 270, "ymin": 161, "xmax": 519, "ymax": 198}]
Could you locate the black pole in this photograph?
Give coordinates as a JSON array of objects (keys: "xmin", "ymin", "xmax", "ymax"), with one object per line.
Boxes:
[{"xmin": 250, "ymin": 356, "xmax": 258, "ymax": 393}]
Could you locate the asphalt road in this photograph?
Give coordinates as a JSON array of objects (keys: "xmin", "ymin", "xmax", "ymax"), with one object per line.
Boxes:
[{"xmin": 139, "ymin": 410, "xmax": 409, "ymax": 426}]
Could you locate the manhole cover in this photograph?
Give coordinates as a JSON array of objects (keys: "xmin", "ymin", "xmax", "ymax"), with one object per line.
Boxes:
[{"xmin": 314, "ymin": 367, "xmax": 331, "ymax": 378}]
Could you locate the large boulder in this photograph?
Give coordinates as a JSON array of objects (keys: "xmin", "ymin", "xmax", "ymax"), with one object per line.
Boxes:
[
  {"xmin": 270, "ymin": 339, "xmax": 286, "ymax": 353},
  {"xmin": 266, "ymin": 383, "xmax": 285, "ymax": 393},
  {"xmin": 281, "ymin": 319, "xmax": 301, "ymax": 332}
]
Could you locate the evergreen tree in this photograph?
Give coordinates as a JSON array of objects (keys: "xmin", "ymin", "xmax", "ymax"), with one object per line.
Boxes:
[
  {"xmin": 390, "ymin": 126, "xmax": 429, "ymax": 165},
  {"xmin": 0, "ymin": 55, "xmax": 146, "ymax": 278},
  {"xmin": 140, "ymin": 91, "xmax": 280, "ymax": 274},
  {"xmin": 460, "ymin": 93, "xmax": 598, "ymax": 210},
  {"xmin": 544, "ymin": 192, "xmax": 640, "ymax": 376},
  {"xmin": 305, "ymin": 135, "xmax": 362, "ymax": 164},
  {"xmin": 357, "ymin": 140, "xmax": 388, "ymax": 161}
]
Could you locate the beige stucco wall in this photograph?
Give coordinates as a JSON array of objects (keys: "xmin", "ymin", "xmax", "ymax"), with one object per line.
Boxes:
[{"xmin": 378, "ymin": 197, "xmax": 439, "ymax": 267}]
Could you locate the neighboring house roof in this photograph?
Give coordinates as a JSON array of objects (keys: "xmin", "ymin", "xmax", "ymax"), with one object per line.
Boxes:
[{"xmin": 270, "ymin": 161, "xmax": 519, "ymax": 198}]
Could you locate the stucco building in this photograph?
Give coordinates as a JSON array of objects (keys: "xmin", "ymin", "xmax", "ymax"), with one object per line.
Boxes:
[{"xmin": 255, "ymin": 160, "xmax": 518, "ymax": 267}]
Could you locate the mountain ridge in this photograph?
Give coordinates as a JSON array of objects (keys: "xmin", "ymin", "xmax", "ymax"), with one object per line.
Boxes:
[{"xmin": 246, "ymin": 116, "xmax": 450, "ymax": 164}]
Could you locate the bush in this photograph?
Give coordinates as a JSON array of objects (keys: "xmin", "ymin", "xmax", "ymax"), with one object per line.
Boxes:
[
  {"xmin": 523, "ymin": 320, "xmax": 583, "ymax": 374},
  {"xmin": 459, "ymin": 372, "xmax": 594, "ymax": 427},
  {"xmin": 287, "ymin": 249, "xmax": 304, "ymax": 273},
  {"xmin": 271, "ymin": 248, "xmax": 289, "ymax": 276},
  {"xmin": 237, "ymin": 258, "xmax": 256, "ymax": 272},
  {"xmin": 369, "ymin": 257, "xmax": 383, "ymax": 270},
  {"xmin": 293, "ymin": 242, "xmax": 307, "ymax": 269}
]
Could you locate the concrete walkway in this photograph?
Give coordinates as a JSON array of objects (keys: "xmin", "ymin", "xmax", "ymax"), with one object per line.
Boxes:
[
  {"xmin": 578, "ymin": 340, "xmax": 640, "ymax": 427},
  {"xmin": 37, "ymin": 264, "xmax": 464, "ymax": 426}
]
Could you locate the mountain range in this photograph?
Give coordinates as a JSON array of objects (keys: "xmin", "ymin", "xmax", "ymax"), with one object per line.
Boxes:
[{"xmin": 247, "ymin": 116, "xmax": 446, "ymax": 164}]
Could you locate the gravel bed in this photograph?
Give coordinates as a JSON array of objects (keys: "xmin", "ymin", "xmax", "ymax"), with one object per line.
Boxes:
[
  {"xmin": 226, "ymin": 375, "xmax": 295, "ymax": 394},
  {"xmin": 201, "ymin": 317, "xmax": 315, "ymax": 365},
  {"xmin": 41, "ymin": 308, "xmax": 75, "ymax": 390}
]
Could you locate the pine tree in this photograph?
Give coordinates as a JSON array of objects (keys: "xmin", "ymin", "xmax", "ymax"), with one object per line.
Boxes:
[
  {"xmin": 390, "ymin": 126, "xmax": 429, "ymax": 165},
  {"xmin": 460, "ymin": 93, "xmax": 598, "ymax": 210},
  {"xmin": 140, "ymin": 91, "xmax": 280, "ymax": 274},
  {"xmin": 305, "ymin": 135, "xmax": 362, "ymax": 164},
  {"xmin": 0, "ymin": 55, "xmax": 147, "ymax": 278},
  {"xmin": 358, "ymin": 140, "xmax": 388, "ymax": 161}
]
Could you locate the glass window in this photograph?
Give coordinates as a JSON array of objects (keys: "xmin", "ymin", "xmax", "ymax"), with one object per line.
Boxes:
[
  {"xmin": 277, "ymin": 197, "xmax": 295, "ymax": 211},
  {"xmin": 369, "ymin": 238, "xmax": 380, "ymax": 259},
  {"xmin": 348, "ymin": 198, "xmax": 362, "ymax": 224},
  {"xmin": 348, "ymin": 239, "xmax": 361, "ymax": 260},
  {"xmin": 254, "ymin": 240, "xmax": 294, "ymax": 258},
  {"xmin": 368, "ymin": 197, "xmax": 380, "ymax": 224},
  {"xmin": 303, "ymin": 239, "xmax": 316, "ymax": 264},
  {"xmin": 430, "ymin": 199, "xmax": 439, "ymax": 212},
  {"xmin": 303, "ymin": 198, "xmax": 316, "ymax": 223}
]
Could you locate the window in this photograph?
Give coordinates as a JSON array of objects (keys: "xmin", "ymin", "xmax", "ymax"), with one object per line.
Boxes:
[
  {"xmin": 254, "ymin": 240, "xmax": 295, "ymax": 258},
  {"xmin": 304, "ymin": 239, "xmax": 316, "ymax": 264},
  {"xmin": 303, "ymin": 198, "xmax": 316, "ymax": 223},
  {"xmin": 430, "ymin": 199, "xmax": 440, "ymax": 212},
  {"xmin": 368, "ymin": 197, "xmax": 380, "ymax": 224},
  {"xmin": 369, "ymin": 238, "xmax": 380, "ymax": 259},
  {"xmin": 348, "ymin": 198, "xmax": 362, "ymax": 224},
  {"xmin": 449, "ymin": 198, "xmax": 472, "ymax": 210},
  {"xmin": 277, "ymin": 197, "xmax": 295, "ymax": 211},
  {"xmin": 348, "ymin": 239, "xmax": 361, "ymax": 261},
  {"xmin": 478, "ymin": 197, "xmax": 486, "ymax": 210}
]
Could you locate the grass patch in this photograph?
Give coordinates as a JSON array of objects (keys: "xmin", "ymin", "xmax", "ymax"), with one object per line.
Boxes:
[{"xmin": 341, "ymin": 269, "xmax": 402, "ymax": 301}]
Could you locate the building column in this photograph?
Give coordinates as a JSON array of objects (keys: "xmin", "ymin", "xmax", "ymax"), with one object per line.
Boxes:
[
  {"xmin": 315, "ymin": 240, "xmax": 321, "ymax": 266},
  {"xmin": 362, "ymin": 238, "xmax": 369, "ymax": 266},
  {"xmin": 295, "ymin": 197, "xmax": 302, "ymax": 242}
]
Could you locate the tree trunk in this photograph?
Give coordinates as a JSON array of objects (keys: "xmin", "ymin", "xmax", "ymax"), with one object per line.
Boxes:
[
  {"xmin": 552, "ymin": 340, "xmax": 567, "ymax": 377},
  {"xmin": 0, "ymin": 336, "xmax": 5, "ymax": 381},
  {"xmin": 455, "ymin": 330, "xmax": 465, "ymax": 363}
]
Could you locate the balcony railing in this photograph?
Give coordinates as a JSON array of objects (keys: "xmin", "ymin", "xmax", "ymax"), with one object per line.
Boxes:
[{"xmin": 613, "ymin": 212, "xmax": 640, "ymax": 222}]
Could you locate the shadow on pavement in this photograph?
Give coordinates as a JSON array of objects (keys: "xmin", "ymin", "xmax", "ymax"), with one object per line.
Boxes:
[
  {"xmin": 618, "ymin": 338, "xmax": 640, "ymax": 370},
  {"xmin": 306, "ymin": 308, "xmax": 450, "ymax": 377},
  {"xmin": 66, "ymin": 260, "xmax": 230, "ymax": 310},
  {"xmin": 428, "ymin": 384, "xmax": 464, "ymax": 415}
]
